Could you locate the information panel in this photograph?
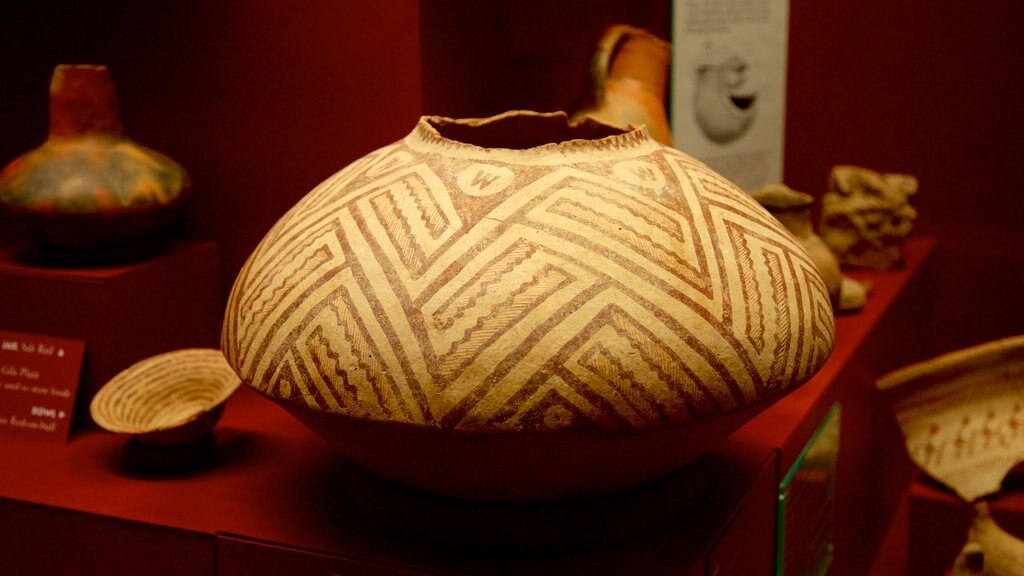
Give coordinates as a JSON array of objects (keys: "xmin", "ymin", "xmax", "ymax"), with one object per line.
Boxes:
[
  {"xmin": 0, "ymin": 330, "xmax": 85, "ymax": 442},
  {"xmin": 672, "ymin": 0, "xmax": 790, "ymax": 191}
]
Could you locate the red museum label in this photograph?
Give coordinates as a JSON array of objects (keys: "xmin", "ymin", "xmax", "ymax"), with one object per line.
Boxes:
[{"xmin": 0, "ymin": 330, "xmax": 85, "ymax": 442}]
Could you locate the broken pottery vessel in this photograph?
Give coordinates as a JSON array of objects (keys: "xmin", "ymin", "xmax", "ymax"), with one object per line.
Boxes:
[
  {"xmin": 819, "ymin": 165, "xmax": 917, "ymax": 270},
  {"xmin": 222, "ymin": 110, "xmax": 835, "ymax": 501},
  {"xmin": 878, "ymin": 335, "xmax": 1024, "ymax": 502}
]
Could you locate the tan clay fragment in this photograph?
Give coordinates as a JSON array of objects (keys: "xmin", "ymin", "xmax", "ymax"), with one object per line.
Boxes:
[{"xmin": 819, "ymin": 165, "xmax": 917, "ymax": 270}]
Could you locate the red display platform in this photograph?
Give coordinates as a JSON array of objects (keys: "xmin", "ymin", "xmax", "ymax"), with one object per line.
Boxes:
[
  {"xmin": 0, "ymin": 241, "xmax": 223, "ymax": 426},
  {"xmin": 0, "ymin": 238, "xmax": 935, "ymax": 575}
]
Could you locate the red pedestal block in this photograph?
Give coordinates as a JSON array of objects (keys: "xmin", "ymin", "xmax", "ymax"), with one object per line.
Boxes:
[
  {"xmin": 0, "ymin": 498, "xmax": 215, "ymax": 576},
  {"xmin": 0, "ymin": 241, "xmax": 222, "ymax": 427}
]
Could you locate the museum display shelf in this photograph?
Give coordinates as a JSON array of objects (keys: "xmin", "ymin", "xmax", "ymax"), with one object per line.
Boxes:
[{"xmin": 0, "ymin": 237, "xmax": 934, "ymax": 575}]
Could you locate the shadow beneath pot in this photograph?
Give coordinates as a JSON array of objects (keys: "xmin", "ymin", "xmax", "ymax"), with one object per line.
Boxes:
[
  {"xmin": 16, "ymin": 236, "xmax": 171, "ymax": 268},
  {"xmin": 109, "ymin": 428, "xmax": 257, "ymax": 479},
  {"xmin": 338, "ymin": 457, "xmax": 711, "ymax": 556}
]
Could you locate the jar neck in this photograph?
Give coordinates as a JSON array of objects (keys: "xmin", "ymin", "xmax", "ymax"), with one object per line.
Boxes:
[
  {"xmin": 48, "ymin": 64, "xmax": 124, "ymax": 138},
  {"xmin": 607, "ymin": 34, "xmax": 671, "ymax": 102}
]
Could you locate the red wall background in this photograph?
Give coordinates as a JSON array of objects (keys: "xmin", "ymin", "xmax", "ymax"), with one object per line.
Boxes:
[
  {"xmin": 1, "ymin": 0, "xmax": 1021, "ymax": 357},
  {"xmin": 0, "ymin": 0, "xmax": 423, "ymax": 292}
]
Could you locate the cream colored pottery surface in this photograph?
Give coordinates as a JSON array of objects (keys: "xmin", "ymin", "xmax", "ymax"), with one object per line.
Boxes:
[
  {"xmin": 223, "ymin": 111, "xmax": 834, "ymax": 433},
  {"xmin": 878, "ymin": 336, "xmax": 1024, "ymax": 502},
  {"xmin": 90, "ymin": 348, "xmax": 240, "ymax": 434}
]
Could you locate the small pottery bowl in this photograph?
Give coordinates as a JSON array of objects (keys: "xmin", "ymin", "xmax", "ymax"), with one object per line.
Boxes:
[{"xmin": 90, "ymin": 348, "xmax": 241, "ymax": 446}]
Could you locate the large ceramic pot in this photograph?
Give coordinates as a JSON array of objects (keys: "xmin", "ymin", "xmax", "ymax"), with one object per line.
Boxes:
[
  {"xmin": 222, "ymin": 110, "xmax": 835, "ymax": 501},
  {"xmin": 0, "ymin": 64, "xmax": 189, "ymax": 259}
]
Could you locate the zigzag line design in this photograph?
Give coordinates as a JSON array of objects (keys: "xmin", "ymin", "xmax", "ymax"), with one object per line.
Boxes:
[
  {"xmin": 394, "ymin": 172, "xmax": 449, "ymax": 239},
  {"xmin": 785, "ymin": 254, "xmax": 809, "ymax": 383},
  {"xmin": 370, "ymin": 182, "xmax": 430, "ymax": 274},
  {"xmin": 238, "ymin": 264, "xmax": 348, "ymax": 385},
  {"xmin": 293, "ymin": 344, "xmax": 340, "ymax": 412},
  {"xmin": 341, "ymin": 257, "xmax": 438, "ymax": 425},
  {"xmin": 435, "ymin": 263, "xmax": 573, "ymax": 385},
  {"xmin": 577, "ymin": 341, "xmax": 668, "ymax": 424},
  {"xmin": 270, "ymin": 164, "xmax": 451, "ymax": 274},
  {"xmin": 606, "ymin": 306, "xmax": 728, "ymax": 416},
  {"xmin": 515, "ymin": 186, "xmax": 717, "ymax": 304},
  {"xmin": 257, "ymin": 149, "xmax": 403, "ymax": 259},
  {"xmin": 328, "ymin": 293, "xmax": 415, "ymax": 421},
  {"xmin": 242, "ymin": 204, "xmax": 358, "ymax": 293},
  {"xmin": 305, "ymin": 150, "xmax": 389, "ymax": 210},
  {"xmin": 432, "ymin": 241, "xmax": 538, "ymax": 331},
  {"xmin": 237, "ymin": 241, "xmax": 333, "ymax": 348},
  {"xmin": 688, "ymin": 190, "xmax": 770, "ymax": 387},
  {"xmin": 546, "ymin": 194, "xmax": 708, "ymax": 293},
  {"xmin": 225, "ymin": 138, "xmax": 836, "ymax": 433},
  {"xmin": 727, "ymin": 220, "xmax": 766, "ymax": 352},
  {"xmin": 235, "ymin": 236, "xmax": 341, "ymax": 368},
  {"xmin": 435, "ymin": 281, "xmax": 614, "ymax": 428},
  {"xmin": 699, "ymin": 180, "xmax": 797, "ymax": 242},
  {"xmin": 306, "ymin": 324, "xmax": 359, "ymax": 410},
  {"xmin": 550, "ymin": 364, "xmax": 638, "ymax": 430},
  {"xmin": 765, "ymin": 249, "xmax": 792, "ymax": 390},
  {"xmin": 573, "ymin": 180, "xmax": 688, "ymax": 244},
  {"xmin": 531, "ymin": 215, "xmax": 767, "ymax": 401}
]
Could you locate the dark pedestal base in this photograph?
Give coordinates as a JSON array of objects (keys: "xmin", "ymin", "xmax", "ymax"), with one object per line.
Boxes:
[{"xmin": 343, "ymin": 458, "xmax": 710, "ymax": 555}]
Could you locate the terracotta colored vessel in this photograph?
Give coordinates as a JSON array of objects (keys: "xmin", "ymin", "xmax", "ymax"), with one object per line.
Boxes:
[
  {"xmin": 90, "ymin": 348, "xmax": 240, "ymax": 447},
  {"xmin": 222, "ymin": 110, "xmax": 835, "ymax": 501},
  {"xmin": 0, "ymin": 64, "xmax": 189, "ymax": 257},
  {"xmin": 570, "ymin": 24, "xmax": 673, "ymax": 146}
]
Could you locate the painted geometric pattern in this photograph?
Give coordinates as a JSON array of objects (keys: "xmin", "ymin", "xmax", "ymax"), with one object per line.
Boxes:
[{"xmin": 223, "ymin": 136, "xmax": 835, "ymax": 432}]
